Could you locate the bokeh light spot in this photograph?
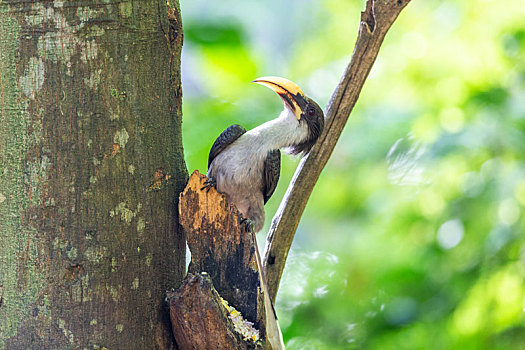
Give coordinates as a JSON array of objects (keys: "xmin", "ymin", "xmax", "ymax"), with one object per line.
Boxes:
[
  {"xmin": 437, "ymin": 219, "xmax": 464, "ymax": 250},
  {"xmin": 498, "ymin": 198, "xmax": 520, "ymax": 226}
]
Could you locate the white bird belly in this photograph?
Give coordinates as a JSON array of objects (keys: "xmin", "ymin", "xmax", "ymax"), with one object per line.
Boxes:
[{"xmin": 208, "ymin": 140, "xmax": 267, "ymax": 231}]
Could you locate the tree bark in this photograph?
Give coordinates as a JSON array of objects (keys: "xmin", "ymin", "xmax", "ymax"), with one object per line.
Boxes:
[
  {"xmin": 263, "ymin": 0, "xmax": 412, "ymax": 302},
  {"xmin": 0, "ymin": 1, "xmax": 186, "ymax": 348}
]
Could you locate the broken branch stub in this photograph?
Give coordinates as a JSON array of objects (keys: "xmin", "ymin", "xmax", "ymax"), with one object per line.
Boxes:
[{"xmin": 171, "ymin": 170, "xmax": 266, "ymax": 348}]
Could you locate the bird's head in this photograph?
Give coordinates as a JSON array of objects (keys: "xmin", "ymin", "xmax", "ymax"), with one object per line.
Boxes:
[{"xmin": 253, "ymin": 76, "xmax": 324, "ymax": 155}]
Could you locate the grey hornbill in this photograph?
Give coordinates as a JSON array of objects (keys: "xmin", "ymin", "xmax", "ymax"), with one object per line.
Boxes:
[
  {"xmin": 204, "ymin": 76, "xmax": 324, "ymax": 349},
  {"xmin": 205, "ymin": 76, "xmax": 325, "ymax": 232}
]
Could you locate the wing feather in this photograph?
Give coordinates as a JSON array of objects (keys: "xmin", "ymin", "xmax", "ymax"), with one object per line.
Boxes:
[
  {"xmin": 208, "ymin": 124, "xmax": 247, "ymax": 169},
  {"xmin": 263, "ymin": 150, "xmax": 281, "ymax": 204}
]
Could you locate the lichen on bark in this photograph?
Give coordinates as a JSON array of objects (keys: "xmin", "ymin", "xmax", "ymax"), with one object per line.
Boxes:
[{"xmin": 0, "ymin": 10, "xmax": 49, "ymax": 346}]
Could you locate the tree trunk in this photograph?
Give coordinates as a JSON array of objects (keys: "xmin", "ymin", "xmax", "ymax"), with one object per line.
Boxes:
[{"xmin": 0, "ymin": 1, "xmax": 186, "ymax": 349}]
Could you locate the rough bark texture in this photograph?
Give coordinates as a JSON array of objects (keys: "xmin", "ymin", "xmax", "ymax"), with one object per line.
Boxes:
[
  {"xmin": 263, "ymin": 0, "xmax": 412, "ymax": 302},
  {"xmin": 0, "ymin": 1, "xmax": 186, "ymax": 349},
  {"xmin": 171, "ymin": 171, "xmax": 265, "ymax": 349}
]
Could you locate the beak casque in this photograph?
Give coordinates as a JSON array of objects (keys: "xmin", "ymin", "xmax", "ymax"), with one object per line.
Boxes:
[{"xmin": 253, "ymin": 76, "xmax": 307, "ymax": 120}]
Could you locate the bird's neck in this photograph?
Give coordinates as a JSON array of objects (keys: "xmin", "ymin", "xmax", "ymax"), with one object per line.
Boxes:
[{"xmin": 247, "ymin": 109, "xmax": 308, "ymax": 151}]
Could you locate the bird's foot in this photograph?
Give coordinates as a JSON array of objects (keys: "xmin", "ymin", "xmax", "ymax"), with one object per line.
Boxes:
[
  {"xmin": 201, "ymin": 177, "xmax": 217, "ymax": 192},
  {"xmin": 239, "ymin": 217, "xmax": 255, "ymax": 233}
]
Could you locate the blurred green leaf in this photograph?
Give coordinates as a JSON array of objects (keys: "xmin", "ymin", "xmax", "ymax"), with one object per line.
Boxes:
[{"xmin": 184, "ymin": 21, "xmax": 245, "ymax": 47}]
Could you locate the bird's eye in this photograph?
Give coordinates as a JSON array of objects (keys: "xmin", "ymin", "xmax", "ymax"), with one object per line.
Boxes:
[{"xmin": 307, "ymin": 107, "xmax": 316, "ymax": 117}]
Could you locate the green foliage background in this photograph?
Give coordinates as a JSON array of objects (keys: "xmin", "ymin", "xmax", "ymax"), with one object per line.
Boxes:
[{"xmin": 180, "ymin": 0, "xmax": 525, "ymax": 348}]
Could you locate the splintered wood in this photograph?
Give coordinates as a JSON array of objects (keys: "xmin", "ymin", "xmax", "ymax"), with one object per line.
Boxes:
[{"xmin": 169, "ymin": 170, "xmax": 266, "ymax": 350}]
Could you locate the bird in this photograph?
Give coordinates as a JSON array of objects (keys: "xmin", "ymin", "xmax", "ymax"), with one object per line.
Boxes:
[
  {"xmin": 205, "ymin": 76, "xmax": 325, "ymax": 233},
  {"xmin": 204, "ymin": 76, "xmax": 324, "ymax": 350}
]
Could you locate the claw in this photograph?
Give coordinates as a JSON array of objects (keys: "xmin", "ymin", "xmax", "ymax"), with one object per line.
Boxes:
[
  {"xmin": 240, "ymin": 217, "xmax": 254, "ymax": 233},
  {"xmin": 201, "ymin": 177, "xmax": 217, "ymax": 192}
]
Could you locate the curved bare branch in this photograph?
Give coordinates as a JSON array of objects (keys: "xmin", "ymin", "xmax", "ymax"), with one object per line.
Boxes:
[{"xmin": 263, "ymin": 0, "xmax": 413, "ymax": 302}]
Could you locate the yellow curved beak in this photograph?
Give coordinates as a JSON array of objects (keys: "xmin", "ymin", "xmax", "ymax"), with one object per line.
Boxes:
[{"xmin": 253, "ymin": 76, "xmax": 306, "ymax": 120}]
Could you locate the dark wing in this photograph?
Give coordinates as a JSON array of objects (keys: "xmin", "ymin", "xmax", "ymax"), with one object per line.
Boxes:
[
  {"xmin": 208, "ymin": 124, "xmax": 247, "ymax": 169},
  {"xmin": 263, "ymin": 149, "xmax": 281, "ymax": 204}
]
